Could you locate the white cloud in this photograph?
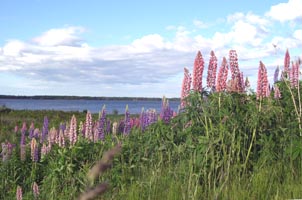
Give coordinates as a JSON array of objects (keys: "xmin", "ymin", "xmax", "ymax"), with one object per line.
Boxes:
[
  {"xmin": 266, "ymin": 0, "xmax": 302, "ymax": 22},
  {"xmin": 32, "ymin": 26, "xmax": 85, "ymax": 46},
  {"xmin": 2, "ymin": 40, "xmax": 26, "ymax": 56},
  {"xmin": 193, "ymin": 19, "xmax": 208, "ymax": 29},
  {"xmin": 293, "ymin": 29, "xmax": 302, "ymax": 40}
]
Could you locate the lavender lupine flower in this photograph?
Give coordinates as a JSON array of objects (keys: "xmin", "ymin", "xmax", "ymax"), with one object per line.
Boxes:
[
  {"xmin": 16, "ymin": 186, "xmax": 22, "ymax": 200},
  {"xmin": 41, "ymin": 116, "xmax": 49, "ymax": 144},
  {"xmin": 257, "ymin": 61, "xmax": 269, "ymax": 100},
  {"xmin": 33, "ymin": 128, "xmax": 40, "ymax": 139},
  {"xmin": 106, "ymin": 120, "xmax": 111, "ymax": 134},
  {"xmin": 216, "ymin": 57, "xmax": 229, "ymax": 92},
  {"xmin": 32, "ymin": 182, "xmax": 40, "ymax": 199},
  {"xmin": 69, "ymin": 115, "xmax": 77, "ymax": 146},
  {"xmin": 30, "ymin": 138, "xmax": 39, "ymax": 162},
  {"xmin": 274, "ymin": 66, "xmax": 280, "ymax": 83},
  {"xmin": 123, "ymin": 105, "xmax": 131, "ymax": 135},
  {"xmin": 193, "ymin": 51, "xmax": 204, "ymax": 92},
  {"xmin": 206, "ymin": 50, "xmax": 218, "ymax": 90},
  {"xmin": 274, "ymin": 85, "xmax": 281, "ymax": 99},
  {"xmin": 180, "ymin": 67, "xmax": 192, "ymax": 108},
  {"xmin": 85, "ymin": 111, "xmax": 93, "ymax": 141},
  {"xmin": 98, "ymin": 106, "xmax": 106, "ymax": 141},
  {"xmin": 160, "ymin": 96, "xmax": 173, "ymax": 124},
  {"xmin": 29, "ymin": 122, "xmax": 35, "ymax": 139}
]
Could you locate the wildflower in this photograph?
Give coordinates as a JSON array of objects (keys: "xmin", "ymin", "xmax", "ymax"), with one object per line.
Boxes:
[
  {"xmin": 206, "ymin": 50, "xmax": 218, "ymax": 90},
  {"xmin": 41, "ymin": 116, "xmax": 49, "ymax": 143},
  {"xmin": 69, "ymin": 115, "xmax": 77, "ymax": 146},
  {"xmin": 31, "ymin": 138, "xmax": 39, "ymax": 162},
  {"xmin": 58, "ymin": 129, "xmax": 65, "ymax": 148},
  {"xmin": 229, "ymin": 50, "xmax": 244, "ymax": 92},
  {"xmin": 16, "ymin": 186, "xmax": 22, "ymax": 200},
  {"xmin": 274, "ymin": 66, "xmax": 280, "ymax": 83},
  {"xmin": 20, "ymin": 122, "xmax": 26, "ymax": 145},
  {"xmin": 257, "ymin": 61, "xmax": 269, "ymax": 100},
  {"xmin": 180, "ymin": 67, "xmax": 192, "ymax": 108},
  {"xmin": 123, "ymin": 105, "xmax": 131, "ymax": 135},
  {"xmin": 193, "ymin": 51, "xmax": 204, "ymax": 92},
  {"xmin": 29, "ymin": 122, "xmax": 35, "ymax": 139},
  {"xmin": 20, "ymin": 144, "xmax": 26, "ymax": 161},
  {"xmin": 160, "ymin": 96, "xmax": 173, "ymax": 124},
  {"xmin": 1, "ymin": 141, "xmax": 14, "ymax": 161},
  {"xmin": 284, "ymin": 49, "xmax": 290, "ymax": 77},
  {"xmin": 290, "ymin": 60, "xmax": 299, "ymax": 88},
  {"xmin": 274, "ymin": 85, "xmax": 281, "ymax": 99},
  {"xmin": 32, "ymin": 182, "xmax": 40, "ymax": 199},
  {"xmin": 49, "ymin": 127, "xmax": 58, "ymax": 145},
  {"xmin": 112, "ymin": 122, "xmax": 118, "ymax": 135},
  {"xmin": 216, "ymin": 57, "xmax": 228, "ymax": 92},
  {"xmin": 85, "ymin": 111, "xmax": 93, "ymax": 141},
  {"xmin": 41, "ymin": 143, "xmax": 50, "ymax": 158},
  {"xmin": 98, "ymin": 106, "xmax": 106, "ymax": 141},
  {"xmin": 14, "ymin": 125, "xmax": 18, "ymax": 133}
]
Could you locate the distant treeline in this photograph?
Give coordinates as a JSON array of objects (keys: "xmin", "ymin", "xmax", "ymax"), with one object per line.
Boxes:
[{"xmin": 0, "ymin": 95, "xmax": 180, "ymax": 101}]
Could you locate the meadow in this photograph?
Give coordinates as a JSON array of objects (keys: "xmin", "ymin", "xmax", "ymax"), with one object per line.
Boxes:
[{"xmin": 1, "ymin": 49, "xmax": 302, "ymax": 200}]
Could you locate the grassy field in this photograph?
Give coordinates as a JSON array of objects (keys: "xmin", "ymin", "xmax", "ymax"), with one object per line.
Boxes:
[{"xmin": 1, "ymin": 80, "xmax": 302, "ymax": 200}]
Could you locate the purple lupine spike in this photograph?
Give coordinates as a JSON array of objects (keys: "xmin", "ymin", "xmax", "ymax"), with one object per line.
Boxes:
[
  {"xmin": 274, "ymin": 66, "xmax": 280, "ymax": 83},
  {"xmin": 30, "ymin": 138, "xmax": 39, "ymax": 162},
  {"xmin": 160, "ymin": 97, "xmax": 173, "ymax": 124},
  {"xmin": 60, "ymin": 122, "xmax": 66, "ymax": 133},
  {"xmin": 69, "ymin": 115, "xmax": 77, "ymax": 146},
  {"xmin": 123, "ymin": 105, "xmax": 131, "ymax": 135},
  {"xmin": 98, "ymin": 105, "xmax": 106, "ymax": 141},
  {"xmin": 20, "ymin": 122, "xmax": 26, "ymax": 145},
  {"xmin": 140, "ymin": 108, "xmax": 147, "ymax": 132},
  {"xmin": 106, "ymin": 120, "xmax": 111, "ymax": 134},
  {"xmin": 41, "ymin": 116, "xmax": 49, "ymax": 144},
  {"xmin": 16, "ymin": 186, "xmax": 22, "ymax": 200},
  {"xmin": 29, "ymin": 122, "xmax": 35, "ymax": 139}
]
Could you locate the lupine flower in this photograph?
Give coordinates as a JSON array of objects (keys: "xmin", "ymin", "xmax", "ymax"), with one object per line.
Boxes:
[
  {"xmin": 257, "ymin": 61, "xmax": 269, "ymax": 100},
  {"xmin": 229, "ymin": 50, "xmax": 244, "ymax": 92},
  {"xmin": 290, "ymin": 60, "xmax": 299, "ymax": 88},
  {"xmin": 29, "ymin": 122, "xmax": 35, "ymax": 139},
  {"xmin": 206, "ymin": 50, "xmax": 218, "ymax": 90},
  {"xmin": 20, "ymin": 144, "xmax": 26, "ymax": 161},
  {"xmin": 123, "ymin": 105, "xmax": 131, "ymax": 135},
  {"xmin": 41, "ymin": 143, "xmax": 50, "ymax": 158},
  {"xmin": 30, "ymin": 138, "xmax": 39, "ymax": 162},
  {"xmin": 69, "ymin": 115, "xmax": 77, "ymax": 146},
  {"xmin": 216, "ymin": 57, "xmax": 229, "ymax": 92},
  {"xmin": 78, "ymin": 121, "xmax": 84, "ymax": 137},
  {"xmin": 274, "ymin": 85, "xmax": 281, "ymax": 99},
  {"xmin": 140, "ymin": 108, "xmax": 147, "ymax": 132},
  {"xmin": 48, "ymin": 127, "xmax": 58, "ymax": 145},
  {"xmin": 160, "ymin": 96, "xmax": 173, "ymax": 124},
  {"xmin": 32, "ymin": 182, "xmax": 40, "ymax": 199},
  {"xmin": 41, "ymin": 116, "xmax": 49, "ymax": 143},
  {"xmin": 33, "ymin": 128, "xmax": 40, "ymax": 139},
  {"xmin": 180, "ymin": 67, "xmax": 192, "ymax": 108},
  {"xmin": 284, "ymin": 49, "xmax": 290, "ymax": 77},
  {"xmin": 274, "ymin": 66, "xmax": 280, "ymax": 83},
  {"xmin": 1, "ymin": 141, "xmax": 14, "ymax": 161},
  {"xmin": 93, "ymin": 123, "xmax": 99, "ymax": 142},
  {"xmin": 106, "ymin": 120, "xmax": 111, "ymax": 134},
  {"xmin": 98, "ymin": 106, "xmax": 106, "ymax": 141},
  {"xmin": 58, "ymin": 129, "xmax": 65, "ymax": 148},
  {"xmin": 85, "ymin": 111, "xmax": 93, "ymax": 141},
  {"xmin": 193, "ymin": 51, "xmax": 204, "ymax": 92},
  {"xmin": 16, "ymin": 186, "xmax": 22, "ymax": 200},
  {"xmin": 20, "ymin": 122, "xmax": 26, "ymax": 145}
]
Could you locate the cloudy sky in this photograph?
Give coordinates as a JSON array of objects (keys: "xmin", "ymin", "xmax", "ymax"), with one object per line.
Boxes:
[{"xmin": 0, "ymin": 0, "xmax": 301, "ymax": 97}]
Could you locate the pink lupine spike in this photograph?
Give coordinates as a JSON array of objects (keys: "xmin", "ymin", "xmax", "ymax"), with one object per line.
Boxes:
[
  {"xmin": 274, "ymin": 85, "xmax": 281, "ymax": 99},
  {"xmin": 206, "ymin": 50, "xmax": 218, "ymax": 90},
  {"xmin": 69, "ymin": 115, "xmax": 77, "ymax": 146},
  {"xmin": 257, "ymin": 61, "xmax": 269, "ymax": 99},
  {"xmin": 193, "ymin": 51, "xmax": 204, "ymax": 92},
  {"xmin": 85, "ymin": 111, "xmax": 93, "ymax": 141},
  {"xmin": 216, "ymin": 57, "xmax": 228, "ymax": 92},
  {"xmin": 180, "ymin": 67, "xmax": 191, "ymax": 108},
  {"xmin": 16, "ymin": 186, "xmax": 22, "ymax": 200},
  {"xmin": 284, "ymin": 49, "xmax": 290, "ymax": 77}
]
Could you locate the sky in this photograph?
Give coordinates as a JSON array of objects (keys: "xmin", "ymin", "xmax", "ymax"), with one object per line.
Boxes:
[{"xmin": 0, "ymin": 0, "xmax": 301, "ymax": 98}]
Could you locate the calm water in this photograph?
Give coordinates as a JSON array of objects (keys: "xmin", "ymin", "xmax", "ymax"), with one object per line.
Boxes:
[{"xmin": 0, "ymin": 99, "xmax": 180, "ymax": 114}]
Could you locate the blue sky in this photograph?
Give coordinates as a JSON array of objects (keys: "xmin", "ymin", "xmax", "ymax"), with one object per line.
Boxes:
[{"xmin": 0, "ymin": 0, "xmax": 301, "ymax": 97}]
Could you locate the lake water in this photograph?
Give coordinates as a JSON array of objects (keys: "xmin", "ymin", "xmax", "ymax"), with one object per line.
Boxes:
[{"xmin": 0, "ymin": 98, "xmax": 180, "ymax": 114}]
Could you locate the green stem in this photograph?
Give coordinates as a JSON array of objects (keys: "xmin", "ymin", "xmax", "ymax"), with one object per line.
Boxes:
[{"xmin": 244, "ymin": 128, "xmax": 256, "ymax": 172}]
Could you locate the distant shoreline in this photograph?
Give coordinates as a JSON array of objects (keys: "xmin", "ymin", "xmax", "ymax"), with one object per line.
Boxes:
[{"xmin": 0, "ymin": 95, "xmax": 180, "ymax": 101}]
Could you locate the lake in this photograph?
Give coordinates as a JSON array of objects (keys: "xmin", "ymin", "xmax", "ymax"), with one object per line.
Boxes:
[{"xmin": 0, "ymin": 98, "xmax": 180, "ymax": 114}]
